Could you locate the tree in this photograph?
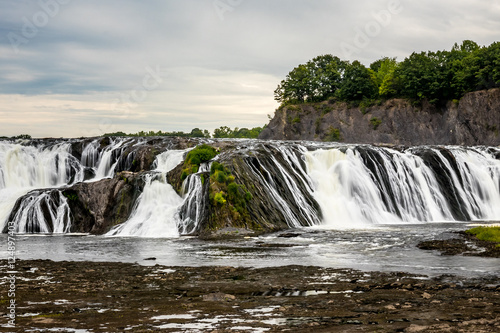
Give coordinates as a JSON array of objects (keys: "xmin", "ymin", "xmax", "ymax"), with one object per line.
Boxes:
[
  {"xmin": 190, "ymin": 128, "xmax": 206, "ymax": 138},
  {"xmin": 274, "ymin": 54, "xmax": 345, "ymax": 104},
  {"xmin": 213, "ymin": 126, "xmax": 233, "ymax": 138},
  {"xmin": 336, "ymin": 61, "xmax": 378, "ymax": 101},
  {"xmin": 274, "ymin": 40, "xmax": 497, "ymax": 107},
  {"xmin": 308, "ymin": 55, "xmax": 344, "ymax": 100}
]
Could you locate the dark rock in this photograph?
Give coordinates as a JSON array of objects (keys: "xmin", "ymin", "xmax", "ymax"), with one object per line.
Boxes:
[
  {"xmin": 260, "ymin": 88, "xmax": 500, "ymax": 146},
  {"xmin": 64, "ymin": 172, "xmax": 146, "ymax": 234},
  {"xmin": 278, "ymin": 233, "xmax": 302, "ymax": 238},
  {"xmin": 417, "ymin": 239, "xmax": 472, "ymax": 255},
  {"xmin": 167, "ymin": 142, "xmax": 322, "ymax": 236}
]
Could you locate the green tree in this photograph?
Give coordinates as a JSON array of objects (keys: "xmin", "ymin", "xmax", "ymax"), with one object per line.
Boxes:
[
  {"xmin": 189, "ymin": 128, "xmax": 205, "ymax": 138},
  {"xmin": 213, "ymin": 126, "xmax": 234, "ymax": 138},
  {"xmin": 308, "ymin": 55, "xmax": 345, "ymax": 100},
  {"xmin": 370, "ymin": 57, "xmax": 398, "ymax": 97},
  {"xmin": 475, "ymin": 42, "xmax": 500, "ymax": 90},
  {"xmin": 336, "ymin": 61, "xmax": 378, "ymax": 101},
  {"xmin": 274, "ymin": 40, "xmax": 497, "ymax": 107}
]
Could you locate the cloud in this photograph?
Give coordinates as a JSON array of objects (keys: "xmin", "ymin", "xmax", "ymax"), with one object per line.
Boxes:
[{"xmin": 0, "ymin": 0, "xmax": 498, "ymax": 137}]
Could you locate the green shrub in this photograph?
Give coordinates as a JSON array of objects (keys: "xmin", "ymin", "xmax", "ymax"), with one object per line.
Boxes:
[
  {"xmin": 186, "ymin": 144, "xmax": 217, "ymax": 166},
  {"xmin": 370, "ymin": 117, "xmax": 382, "ymax": 130},
  {"xmin": 315, "ymin": 118, "xmax": 322, "ymax": 134},
  {"xmin": 214, "ymin": 192, "xmax": 226, "ymax": 205},
  {"xmin": 210, "ymin": 161, "xmax": 224, "ymax": 174},
  {"xmin": 181, "ymin": 144, "xmax": 218, "ymax": 182},
  {"xmin": 325, "ymin": 127, "xmax": 341, "ymax": 142},
  {"xmin": 227, "ymin": 182, "xmax": 238, "ymax": 194},
  {"xmin": 215, "ymin": 170, "xmax": 227, "ymax": 183},
  {"xmin": 181, "ymin": 169, "xmax": 190, "ymax": 181}
]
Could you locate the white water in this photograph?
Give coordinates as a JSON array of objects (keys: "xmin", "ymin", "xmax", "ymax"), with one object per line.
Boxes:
[
  {"xmin": 106, "ymin": 150, "xmax": 187, "ymax": 237},
  {"xmin": 0, "ymin": 138, "xmax": 136, "ymax": 233},
  {"xmin": 246, "ymin": 145, "xmax": 321, "ymax": 228},
  {"xmin": 2, "ymin": 139, "xmax": 499, "ymax": 236},
  {"xmin": 8, "ymin": 190, "xmax": 72, "ymax": 233},
  {"xmin": 0, "ymin": 141, "xmax": 84, "ymax": 231},
  {"xmin": 82, "ymin": 138, "xmax": 131, "ymax": 179},
  {"xmin": 435, "ymin": 148, "xmax": 500, "ymax": 219},
  {"xmin": 305, "ymin": 146, "xmax": 500, "ymax": 228}
]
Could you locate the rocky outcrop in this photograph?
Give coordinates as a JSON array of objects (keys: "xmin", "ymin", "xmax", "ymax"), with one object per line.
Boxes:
[
  {"xmin": 4, "ymin": 172, "xmax": 147, "ymax": 234},
  {"xmin": 168, "ymin": 141, "xmax": 322, "ymax": 237},
  {"xmin": 259, "ymin": 88, "xmax": 500, "ymax": 146},
  {"xmin": 62, "ymin": 171, "xmax": 146, "ymax": 234}
]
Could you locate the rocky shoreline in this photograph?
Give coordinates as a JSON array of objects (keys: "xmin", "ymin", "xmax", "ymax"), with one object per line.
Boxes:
[
  {"xmin": 418, "ymin": 231, "xmax": 500, "ymax": 257},
  {"xmin": 1, "ymin": 259, "xmax": 499, "ymax": 333}
]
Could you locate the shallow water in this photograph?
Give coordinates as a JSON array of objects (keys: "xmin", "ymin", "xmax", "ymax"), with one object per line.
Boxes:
[{"xmin": 2, "ymin": 222, "xmax": 499, "ymax": 279}]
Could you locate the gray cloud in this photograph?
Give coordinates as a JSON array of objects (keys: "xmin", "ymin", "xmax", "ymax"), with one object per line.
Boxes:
[{"xmin": 0, "ymin": 0, "xmax": 498, "ymax": 137}]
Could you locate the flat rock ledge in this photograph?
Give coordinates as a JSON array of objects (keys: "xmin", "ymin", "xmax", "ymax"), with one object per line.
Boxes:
[
  {"xmin": 417, "ymin": 231, "xmax": 500, "ymax": 257},
  {"xmin": 1, "ymin": 259, "xmax": 499, "ymax": 332}
]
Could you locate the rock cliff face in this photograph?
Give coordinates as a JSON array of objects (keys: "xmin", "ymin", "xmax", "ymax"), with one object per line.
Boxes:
[{"xmin": 259, "ymin": 88, "xmax": 500, "ymax": 146}]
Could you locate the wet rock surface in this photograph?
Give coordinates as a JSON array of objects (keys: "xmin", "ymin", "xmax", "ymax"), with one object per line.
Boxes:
[
  {"xmin": 1, "ymin": 259, "xmax": 499, "ymax": 332},
  {"xmin": 418, "ymin": 231, "xmax": 500, "ymax": 257}
]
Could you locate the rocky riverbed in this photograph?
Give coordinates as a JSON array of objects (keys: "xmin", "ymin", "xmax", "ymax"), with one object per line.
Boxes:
[
  {"xmin": 418, "ymin": 231, "xmax": 500, "ymax": 257},
  {"xmin": 1, "ymin": 258, "xmax": 499, "ymax": 333}
]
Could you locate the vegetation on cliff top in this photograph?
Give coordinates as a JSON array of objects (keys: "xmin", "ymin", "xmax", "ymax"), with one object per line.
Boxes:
[{"xmin": 274, "ymin": 40, "xmax": 500, "ymax": 106}]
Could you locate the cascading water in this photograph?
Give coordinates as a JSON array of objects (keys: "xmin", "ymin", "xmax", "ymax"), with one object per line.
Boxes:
[
  {"xmin": 244, "ymin": 144, "xmax": 321, "ymax": 228},
  {"xmin": 7, "ymin": 190, "xmax": 72, "ymax": 233},
  {"xmin": 305, "ymin": 145, "xmax": 500, "ymax": 228},
  {"xmin": 1, "ymin": 137, "xmax": 499, "ymax": 236},
  {"xmin": 0, "ymin": 137, "xmax": 141, "ymax": 233},
  {"xmin": 0, "ymin": 141, "xmax": 85, "ymax": 232},
  {"xmin": 106, "ymin": 150, "xmax": 188, "ymax": 237},
  {"xmin": 81, "ymin": 137, "xmax": 132, "ymax": 179}
]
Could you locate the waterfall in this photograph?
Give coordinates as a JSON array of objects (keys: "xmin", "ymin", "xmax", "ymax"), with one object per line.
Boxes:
[
  {"xmin": 106, "ymin": 150, "xmax": 187, "ymax": 237},
  {"xmin": 7, "ymin": 190, "xmax": 71, "ymax": 233},
  {"xmin": 81, "ymin": 137, "xmax": 132, "ymax": 179},
  {"xmin": 2, "ymin": 137, "xmax": 499, "ymax": 235},
  {"xmin": 244, "ymin": 144, "xmax": 321, "ymax": 228},
  {"xmin": 177, "ymin": 172, "xmax": 206, "ymax": 235},
  {"xmin": 305, "ymin": 146, "xmax": 500, "ymax": 228},
  {"xmin": 0, "ymin": 141, "xmax": 84, "ymax": 231},
  {"xmin": 0, "ymin": 137, "xmax": 138, "ymax": 233}
]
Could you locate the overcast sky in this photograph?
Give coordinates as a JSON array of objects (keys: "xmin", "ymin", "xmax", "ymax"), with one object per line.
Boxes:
[{"xmin": 0, "ymin": 0, "xmax": 499, "ymax": 138}]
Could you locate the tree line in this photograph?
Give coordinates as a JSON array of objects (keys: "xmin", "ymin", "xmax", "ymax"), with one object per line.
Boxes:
[
  {"xmin": 274, "ymin": 40, "xmax": 500, "ymax": 106},
  {"xmin": 104, "ymin": 126, "xmax": 264, "ymax": 139}
]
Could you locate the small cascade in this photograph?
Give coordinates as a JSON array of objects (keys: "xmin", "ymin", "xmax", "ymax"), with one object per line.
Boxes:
[
  {"xmin": 6, "ymin": 190, "xmax": 71, "ymax": 233},
  {"xmin": 244, "ymin": 144, "xmax": 321, "ymax": 228},
  {"xmin": 0, "ymin": 141, "xmax": 84, "ymax": 189},
  {"xmin": 81, "ymin": 137, "xmax": 132, "ymax": 179},
  {"xmin": 177, "ymin": 172, "xmax": 206, "ymax": 234},
  {"xmin": 430, "ymin": 147, "xmax": 500, "ymax": 220},
  {"xmin": 106, "ymin": 150, "xmax": 187, "ymax": 237},
  {"xmin": 305, "ymin": 146, "xmax": 500, "ymax": 228},
  {"xmin": 0, "ymin": 141, "xmax": 85, "ymax": 231}
]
